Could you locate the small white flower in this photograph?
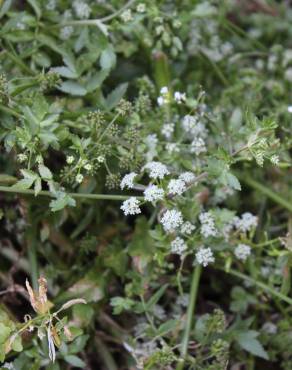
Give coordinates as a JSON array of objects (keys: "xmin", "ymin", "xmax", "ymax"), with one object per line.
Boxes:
[
  {"xmin": 167, "ymin": 179, "xmax": 186, "ymax": 195},
  {"xmin": 66, "ymin": 155, "xmax": 74, "ymax": 164},
  {"xmin": 160, "ymin": 209, "xmax": 183, "ymax": 233},
  {"xmin": 97, "ymin": 156, "xmax": 105, "ymax": 163},
  {"xmin": 142, "ymin": 161, "xmax": 169, "ymax": 179},
  {"xmin": 160, "ymin": 86, "xmax": 168, "ymax": 94},
  {"xmin": 17, "ymin": 153, "xmax": 27, "ymax": 163},
  {"xmin": 161, "ymin": 123, "xmax": 175, "ymax": 139},
  {"xmin": 75, "ymin": 174, "xmax": 84, "ymax": 183},
  {"xmin": 121, "ymin": 197, "xmax": 141, "ymax": 216},
  {"xmin": 234, "ymin": 244, "xmax": 251, "ymax": 261},
  {"xmin": 84, "ymin": 163, "xmax": 92, "ymax": 171},
  {"xmin": 182, "ymin": 115, "xmax": 197, "ymax": 132},
  {"xmin": 60, "ymin": 26, "xmax": 74, "ymax": 40},
  {"xmin": 233, "ymin": 212, "xmax": 258, "ymax": 233},
  {"xmin": 157, "ymin": 96, "xmax": 165, "ymax": 106},
  {"xmin": 166, "ymin": 143, "xmax": 180, "ymax": 154},
  {"xmin": 73, "ymin": 0, "xmax": 91, "ymax": 19},
  {"xmin": 120, "ymin": 172, "xmax": 137, "ymax": 190},
  {"xmin": 171, "ymin": 237, "xmax": 187, "ymax": 255},
  {"xmin": 262, "ymin": 322, "xmax": 277, "ymax": 335},
  {"xmin": 174, "ymin": 91, "xmax": 186, "ymax": 103},
  {"xmin": 190, "ymin": 137, "xmax": 207, "ymax": 155},
  {"xmin": 195, "ymin": 247, "xmax": 215, "ymax": 267},
  {"xmin": 288, "ymin": 106, "xmax": 292, "ymax": 113},
  {"xmin": 144, "ymin": 185, "xmax": 164, "ymax": 202},
  {"xmin": 137, "ymin": 3, "xmax": 146, "ymax": 13},
  {"xmin": 121, "ymin": 9, "xmax": 132, "ymax": 22},
  {"xmin": 199, "ymin": 212, "xmax": 217, "ymax": 238},
  {"xmin": 176, "ymin": 294, "xmax": 189, "ymax": 307},
  {"xmin": 270, "ymin": 155, "xmax": 279, "ymax": 165},
  {"xmin": 181, "ymin": 221, "xmax": 196, "ymax": 235},
  {"xmin": 179, "ymin": 172, "xmax": 196, "ymax": 184}
]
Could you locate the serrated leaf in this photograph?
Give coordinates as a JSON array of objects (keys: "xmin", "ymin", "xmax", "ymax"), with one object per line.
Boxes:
[
  {"xmin": 86, "ymin": 69, "xmax": 109, "ymax": 93},
  {"xmin": 11, "ymin": 334, "xmax": 23, "ymax": 352},
  {"xmin": 12, "ymin": 178, "xmax": 34, "ymax": 190},
  {"xmin": 38, "ymin": 164, "xmax": 52, "ymax": 180},
  {"xmin": 105, "ymin": 83, "xmax": 128, "ymax": 110},
  {"xmin": 237, "ymin": 331, "xmax": 269, "ymax": 360},
  {"xmin": 226, "ymin": 172, "xmax": 241, "ymax": 190}
]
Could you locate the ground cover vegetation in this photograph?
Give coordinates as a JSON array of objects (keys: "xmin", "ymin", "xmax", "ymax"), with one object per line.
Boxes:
[{"xmin": 0, "ymin": 0, "xmax": 292, "ymax": 369}]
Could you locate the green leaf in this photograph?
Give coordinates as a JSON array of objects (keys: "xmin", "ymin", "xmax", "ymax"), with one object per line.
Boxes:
[
  {"xmin": 0, "ymin": 0, "xmax": 12, "ymax": 19},
  {"xmin": 86, "ymin": 69, "xmax": 109, "ymax": 93},
  {"xmin": 100, "ymin": 46, "xmax": 116, "ymax": 70},
  {"xmin": 64, "ymin": 355, "xmax": 86, "ymax": 368},
  {"xmin": 50, "ymin": 193, "xmax": 76, "ymax": 212},
  {"xmin": 105, "ymin": 83, "xmax": 128, "ymax": 110},
  {"xmin": 59, "ymin": 81, "xmax": 87, "ymax": 96},
  {"xmin": 156, "ymin": 319, "xmax": 179, "ymax": 336},
  {"xmin": 144, "ymin": 284, "xmax": 168, "ymax": 312},
  {"xmin": 237, "ymin": 331, "xmax": 269, "ymax": 360},
  {"xmin": 27, "ymin": 0, "xmax": 41, "ymax": 19},
  {"xmin": 12, "ymin": 178, "xmax": 34, "ymax": 190},
  {"xmin": 38, "ymin": 164, "xmax": 52, "ymax": 180},
  {"xmin": 0, "ymin": 323, "xmax": 11, "ymax": 343},
  {"xmin": 34, "ymin": 177, "xmax": 42, "ymax": 196},
  {"xmin": 226, "ymin": 172, "xmax": 241, "ymax": 191},
  {"xmin": 11, "ymin": 334, "xmax": 23, "ymax": 352}
]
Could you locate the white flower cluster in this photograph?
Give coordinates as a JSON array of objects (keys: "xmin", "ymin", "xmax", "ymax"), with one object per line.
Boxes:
[
  {"xmin": 161, "ymin": 122, "xmax": 175, "ymax": 139},
  {"xmin": 60, "ymin": 26, "xmax": 74, "ymax": 40},
  {"xmin": 182, "ymin": 115, "xmax": 208, "ymax": 138},
  {"xmin": 160, "ymin": 209, "xmax": 183, "ymax": 233},
  {"xmin": 157, "ymin": 87, "xmax": 186, "ymax": 106},
  {"xmin": 142, "ymin": 161, "xmax": 169, "ymax": 179},
  {"xmin": 181, "ymin": 221, "xmax": 196, "ymax": 235},
  {"xmin": 174, "ymin": 91, "xmax": 186, "ymax": 104},
  {"xmin": 167, "ymin": 179, "xmax": 186, "ymax": 196},
  {"xmin": 171, "ymin": 237, "xmax": 187, "ymax": 255},
  {"xmin": 179, "ymin": 172, "xmax": 196, "ymax": 184},
  {"xmin": 166, "ymin": 142, "xmax": 180, "ymax": 154},
  {"xmin": 233, "ymin": 212, "xmax": 258, "ymax": 233},
  {"xmin": 121, "ymin": 197, "xmax": 141, "ymax": 216},
  {"xmin": 195, "ymin": 247, "xmax": 215, "ymax": 267},
  {"xmin": 121, "ymin": 9, "xmax": 132, "ymax": 22},
  {"xmin": 143, "ymin": 185, "xmax": 164, "ymax": 202},
  {"xmin": 120, "ymin": 172, "xmax": 137, "ymax": 190},
  {"xmin": 190, "ymin": 137, "xmax": 207, "ymax": 155},
  {"xmin": 199, "ymin": 212, "xmax": 218, "ymax": 238},
  {"xmin": 234, "ymin": 244, "xmax": 251, "ymax": 261},
  {"xmin": 145, "ymin": 134, "xmax": 158, "ymax": 161},
  {"xmin": 73, "ymin": 0, "xmax": 91, "ymax": 19}
]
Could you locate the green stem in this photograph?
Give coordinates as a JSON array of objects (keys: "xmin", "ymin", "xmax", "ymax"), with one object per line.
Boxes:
[
  {"xmin": 225, "ymin": 268, "xmax": 292, "ymax": 305},
  {"xmin": 0, "ymin": 104, "xmax": 22, "ymax": 118},
  {"xmin": 239, "ymin": 176, "xmax": 292, "ymax": 213},
  {"xmin": 176, "ymin": 265, "xmax": 202, "ymax": 370},
  {"xmin": 0, "ymin": 185, "xmax": 143, "ymax": 201},
  {"xmin": 26, "ymin": 223, "xmax": 39, "ymax": 290},
  {"xmin": 95, "ymin": 337, "xmax": 118, "ymax": 370}
]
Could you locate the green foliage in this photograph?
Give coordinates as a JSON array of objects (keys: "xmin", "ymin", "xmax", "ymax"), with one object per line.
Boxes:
[{"xmin": 0, "ymin": 0, "xmax": 291, "ymax": 369}]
